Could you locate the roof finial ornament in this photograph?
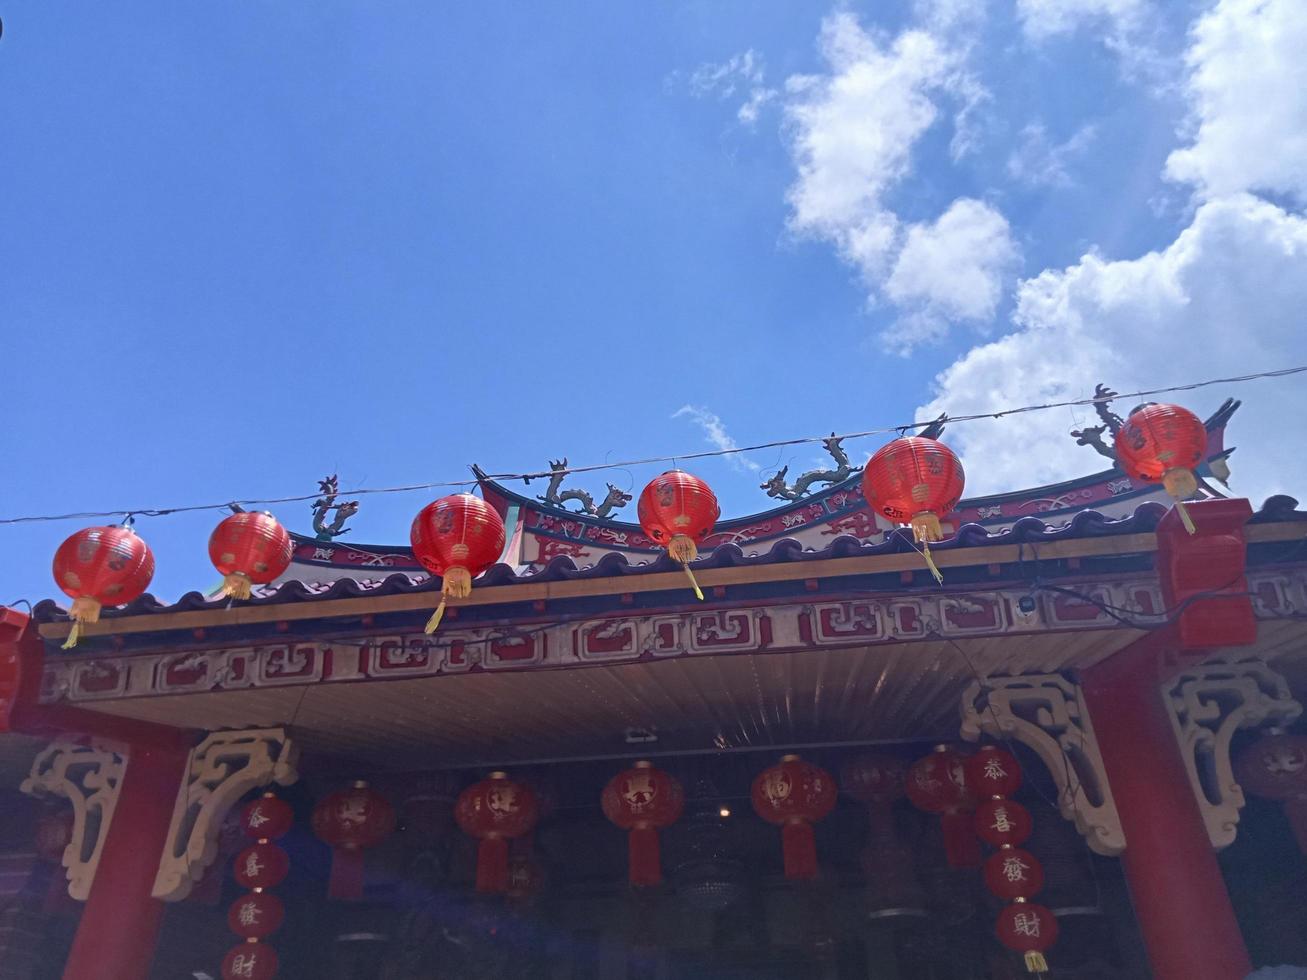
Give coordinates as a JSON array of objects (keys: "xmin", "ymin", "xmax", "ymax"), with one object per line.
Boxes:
[
  {"xmin": 1070, "ymin": 383, "xmax": 1124, "ymax": 463},
  {"xmin": 311, "ymin": 474, "xmax": 360, "ymax": 541},
  {"xmin": 760, "ymin": 433, "xmax": 855, "ymax": 501},
  {"xmin": 540, "ymin": 458, "xmax": 632, "ymax": 519}
]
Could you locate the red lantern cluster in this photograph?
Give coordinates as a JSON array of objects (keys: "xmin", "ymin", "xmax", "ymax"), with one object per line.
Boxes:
[
  {"xmin": 410, "ymin": 493, "xmax": 507, "ymax": 633},
  {"xmin": 209, "ymin": 511, "xmax": 293, "ymax": 600},
  {"xmin": 861, "ymin": 436, "xmax": 965, "ymax": 583},
  {"xmin": 52, "ymin": 525, "xmax": 155, "ymax": 648},
  {"xmin": 601, "ymin": 761, "xmax": 685, "ymax": 887},
  {"xmin": 905, "ymin": 745, "xmax": 980, "ymax": 869},
  {"xmin": 1114, "ymin": 402, "xmax": 1207, "ymax": 534},
  {"xmin": 750, "ymin": 754, "xmax": 837, "ymax": 880},
  {"xmin": 967, "ymin": 746, "xmax": 1057, "ymax": 976},
  {"xmin": 1234, "ymin": 729, "xmax": 1307, "ymax": 854},
  {"xmin": 455, "ymin": 772, "xmax": 539, "ymax": 894},
  {"xmin": 221, "ymin": 792, "xmax": 293, "ymax": 980},
  {"xmin": 311, "ymin": 781, "xmax": 395, "ymax": 901},
  {"xmin": 637, "ymin": 470, "xmax": 719, "ymax": 600}
]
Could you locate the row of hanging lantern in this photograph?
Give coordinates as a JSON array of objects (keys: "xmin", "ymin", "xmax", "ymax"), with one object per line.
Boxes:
[
  {"xmin": 222, "ymin": 792, "xmax": 294, "ymax": 980},
  {"xmin": 48, "ymin": 401, "xmax": 1213, "ymax": 646}
]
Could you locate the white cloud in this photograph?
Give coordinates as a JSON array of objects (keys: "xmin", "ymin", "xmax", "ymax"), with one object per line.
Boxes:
[
  {"xmin": 781, "ymin": 13, "xmax": 1015, "ymax": 350},
  {"xmin": 686, "ymin": 50, "xmax": 779, "ymax": 127},
  {"xmin": 917, "ymin": 194, "xmax": 1307, "ymax": 500},
  {"xmin": 1006, "ymin": 123, "xmax": 1098, "ymax": 188},
  {"xmin": 1018, "ymin": 0, "xmax": 1147, "ymax": 40},
  {"xmin": 1165, "ymin": 0, "xmax": 1307, "ymax": 202},
  {"xmin": 672, "ymin": 406, "xmax": 761, "ymax": 472}
]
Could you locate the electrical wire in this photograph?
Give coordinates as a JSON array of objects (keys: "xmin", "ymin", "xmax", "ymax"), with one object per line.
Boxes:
[{"xmin": 0, "ymin": 364, "xmax": 1301, "ymax": 527}]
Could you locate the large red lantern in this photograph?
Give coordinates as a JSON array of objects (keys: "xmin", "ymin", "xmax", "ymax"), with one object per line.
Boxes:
[
  {"xmin": 975, "ymin": 798, "xmax": 1034, "ymax": 849},
  {"xmin": 984, "ymin": 847, "xmax": 1045, "ymax": 901},
  {"xmin": 1113, "ymin": 402, "xmax": 1207, "ymax": 534},
  {"xmin": 51, "ymin": 524, "xmax": 155, "ymax": 648},
  {"xmin": 410, "ymin": 493, "xmax": 506, "ymax": 633},
  {"xmin": 861, "ymin": 436, "xmax": 964, "ymax": 583},
  {"xmin": 905, "ymin": 745, "xmax": 979, "ymax": 868},
  {"xmin": 455, "ymin": 772, "xmax": 539, "ymax": 894},
  {"xmin": 222, "ymin": 941, "xmax": 279, "ymax": 980},
  {"xmin": 311, "ymin": 781, "xmax": 396, "ymax": 900},
  {"xmin": 241, "ymin": 792, "xmax": 295, "ymax": 841},
  {"xmin": 1234, "ymin": 729, "xmax": 1307, "ymax": 853},
  {"xmin": 996, "ymin": 900, "xmax": 1059, "ymax": 974},
  {"xmin": 637, "ymin": 470, "xmax": 719, "ymax": 600},
  {"xmin": 227, "ymin": 890, "xmax": 285, "ymax": 940},
  {"xmin": 208, "ymin": 511, "xmax": 293, "ymax": 600},
  {"xmin": 234, "ymin": 842, "xmax": 291, "ymax": 891},
  {"xmin": 750, "ymin": 754, "xmax": 837, "ymax": 880},
  {"xmin": 601, "ymin": 761, "xmax": 685, "ymax": 887}
]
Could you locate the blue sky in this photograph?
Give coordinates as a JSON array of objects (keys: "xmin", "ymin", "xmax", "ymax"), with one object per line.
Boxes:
[{"xmin": 2, "ymin": 0, "xmax": 1305, "ymax": 603}]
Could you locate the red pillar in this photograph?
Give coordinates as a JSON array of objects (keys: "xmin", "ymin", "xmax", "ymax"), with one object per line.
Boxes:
[
  {"xmin": 61, "ymin": 740, "xmax": 190, "ymax": 980},
  {"xmin": 1079, "ymin": 499, "xmax": 1257, "ymax": 980}
]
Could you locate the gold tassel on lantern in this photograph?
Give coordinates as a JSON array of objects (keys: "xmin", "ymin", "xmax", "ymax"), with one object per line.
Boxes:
[
  {"xmin": 667, "ymin": 534, "xmax": 704, "ymax": 601},
  {"xmin": 1024, "ymin": 951, "xmax": 1049, "ymax": 974},
  {"xmin": 62, "ymin": 597, "xmax": 102, "ymax": 650},
  {"xmin": 1162, "ymin": 468, "xmax": 1199, "ymax": 535},
  {"xmin": 908, "ymin": 514, "xmax": 945, "ymax": 585},
  {"xmin": 220, "ymin": 572, "xmax": 254, "ymax": 601},
  {"xmin": 426, "ymin": 566, "xmax": 472, "ymax": 634}
]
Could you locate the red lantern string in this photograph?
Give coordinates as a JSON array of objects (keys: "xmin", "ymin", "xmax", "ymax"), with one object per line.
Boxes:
[
  {"xmin": 601, "ymin": 761, "xmax": 685, "ymax": 887},
  {"xmin": 967, "ymin": 745, "xmax": 1057, "ymax": 976},
  {"xmin": 1113, "ymin": 402, "xmax": 1207, "ymax": 534},
  {"xmin": 410, "ymin": 493, "xmax": 507, "ymax": 633},
  {"xmin": 454, "ymin": 772, "xmax": 539, "ymax": 894},
  {"xmin": 905, "ymin": 745, "xmax": 980, "ymax": 869},
  {"xmin": 310, "ymin": 781, "xmax": 396, "ymax": 901},
  {"xmin": 222, "ymin": 791, "xmax": 292, "ymax": 980},
  {"xmin": 51, "ymin": 524, "xmax": 155, "ymax": 648},
  {"xmin": 637, "ymin": 470, "xmax": 719, "ymax": 601},
  {"xmin": 208, "ymin": 511, "xmax": 293, "ymax": 600},
  {"xmin": 750, "ymin": 754, "xmax": 837, "ymax": 880},
  {"xmin": 862, "ymin": 436, "xmax": 965, "ymax": 584}
]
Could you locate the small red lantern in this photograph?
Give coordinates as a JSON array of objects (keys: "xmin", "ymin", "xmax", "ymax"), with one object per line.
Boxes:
[
  {"xmin": 241, "ymin": 793, "xmax": 295, "ymax": 841},
  {"xmin": 410, "ymin": 493, "xmax": 507, "ymax": 633},
  {"xmin": 222, "ymin": 941, "xmax": 279, "ymax": 980},
  {"xmin": 601, "ymin": 761, "xmax": 685, "ymax": 887},
  {"xmin": 750, "ymin": 754, "xmax": 837, "ymax": 880},
  {"xmin": 983, "ymin": 847, "xmax": 1045, "ymax": 901},
  {"xmin": 637, "ymin": 470, "xmax": 719, "ymax": 600},
  {"xmin": 905, "ymin": 745, "xmax": 979, "ymax": 868},
  {"xmin": 234, "ymin": 842, "xmax": 291, "ymax": 891},
  {"xmin": 51, "ymin": 524, "xmax": 155, "ymax": 648},
  {"xmin": 862, "ymin": 436, "xmax": 964, "ymax": 583},
  {"xmin": 311, "ymin": 782, "xmax": 396, "ymax": 900},
  {"xmin": 455, "ymin": 772, "xmax": 539, "ymax": 894},
  {"xmin": 840, "ymin": 752, "xmax": 905, "ymax": 838},
  {"xmin": 975, "ymin": 798, "xmax": 1034, "ymax": 849},
  {"xmin": 966, "ymin": 745, "xmax": 1023, "ymax": 799},
  {"xmin": 227, "ymin": 890, "xmax": 285, "ymax": 939},
  {"xmin": 1234, "ymin": 729, "xmax": 1307, "ymax": 853},
  {"xmin": 1113, "ymin": 402, "xmax": 1207, "ymax": 534},
  {"xmin": 996, "ymin": 900, "xmax": 1059, "ymax": 974},
  {"xmin": 208, "ymin": 511, "xmax": 293, "ymax": 600}
]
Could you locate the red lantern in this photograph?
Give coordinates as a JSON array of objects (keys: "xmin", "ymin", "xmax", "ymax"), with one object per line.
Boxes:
[
  {"xmin": 975, "ymin": 798, "xmax": 1034, "ymax": 849},
  {"xmin": 862, "ymin": 436, "xmax": 964, "ymax": 583},
  {"xmin": 996, "ymin": 900, "xmax": 1059, "ymax": 974},
  {"xmin": 966, "ymin": 745, "xmax": 1023, "ymax": 799},
  {"xmin": 208, "ymin": 512, "xmax": 293, "ymax": 600},
  {"xmin": 410, "ymin": 493, "xmax": 506, "ymax": 633},
  {"xmin": 601, "ymin": 761, "xmax": 685, "ymax": 887},
  {"xmin": 234, "ymin": 842, "xmax": 291, "ymax": 890},
  {"xmin": 637, "ymin": 470, "xmax": 719, "ymax": 600},
  {"xmin": 455, "ymin": 772, "xmax": 539, "ymax": 894},
  {"xmin": 905, "ymin": 745, "xmax": 979, "ymax": 868},
  {"xmin": 311, "ymin": 782, "xmax": 396, "ymax": 901},
  {"xmin": 840, "ymin": 752, "xmax": 905, "ymax": 838},
  {"xmin": 241, "ymin": 793, "xmax": 294, "ymax": 841},
  {"xmin": 1234, "ymin": 729, "xmax": 1307, "ymax": 853},
  {"xmin": 222, "ymin": 941, "xmax": 279, "ymax": 980},
  {"xmin": 983, "ymin": 847, "xmax": 1045, "ymax": 901},
  {"xmin": 51, "ymin": 525, "xmax": 154, "ymax": 648},
  {"xmin": 227, "ymin": 890, "xmax": 285, "ymax": 939},
  {"xmin": 1113, "ymin": 402, "xmax": 1207, "ymax": 534},
  {"xmin": 750, "ymin": 754, "xmax": 837, "ymax": 880}
]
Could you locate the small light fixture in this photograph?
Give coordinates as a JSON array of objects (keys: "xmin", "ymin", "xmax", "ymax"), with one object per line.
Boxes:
[{"xmin": 719, "ymin": 806, "xmax": 731, "ymax": 818}]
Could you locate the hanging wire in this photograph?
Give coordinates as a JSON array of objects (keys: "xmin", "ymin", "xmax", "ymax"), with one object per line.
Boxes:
[{"xmin": 0, "ymin": 364, "xmax": 1302, "ymax": 528}]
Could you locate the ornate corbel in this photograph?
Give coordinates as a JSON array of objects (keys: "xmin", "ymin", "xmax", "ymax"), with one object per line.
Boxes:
[
  {"xmin": 960, "ymin": 674, "xmax": 1124, "ymax": 855},
  {"xmin": 152, "ymin": 728, "xmax": 299, "ymax": 901},
  {"xmin": 20, "ymin": 735, "xmax": 128, "ymax": 900},
  {"xmin": 1165, "ymin": 659, "xmax": 1302, "ymax": 848}
]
